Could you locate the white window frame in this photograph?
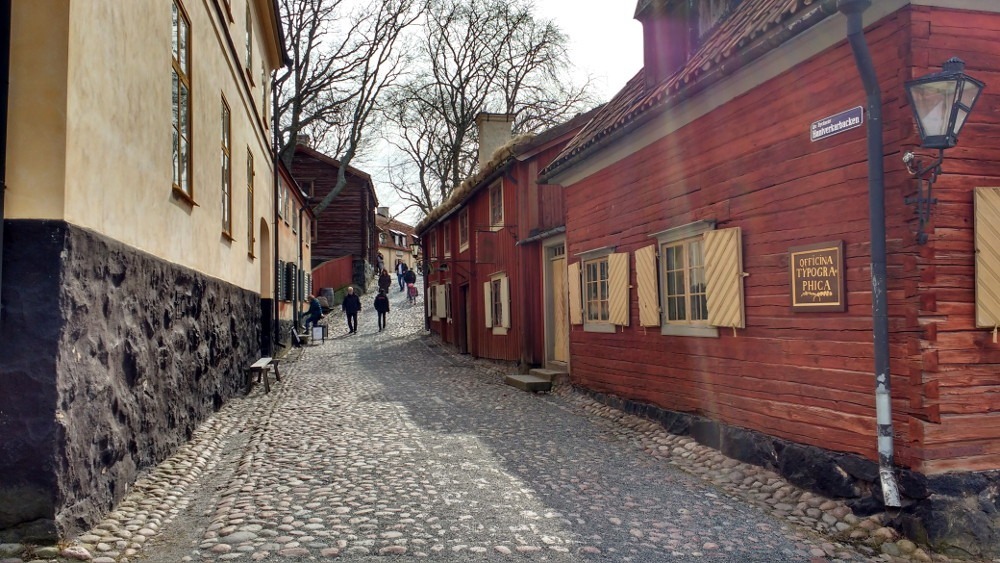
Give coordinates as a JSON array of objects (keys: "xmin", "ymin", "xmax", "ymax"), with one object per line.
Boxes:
[
  {"xmin": 459, "ymin": 208, "xmax": 470, "ymax": 251},
  {"xmin": 579, "ymin": 248, "xmax": 615, "ymax": 334},
  {"xmin": 444, "ymin": 220, "xmax": 452, "ymax": 258},
  {"xmin": 489, "ymin": 182, "xmax": 504, "ymax": 230},
  {"xmin": 429, "ymin": 283, "xmax": 438, "ymax": 321},
  {"xmin": 484, "ymin": 273, "xmax": 510, "ymax": 335},
  {"xmin": 653, "ymin": 221, "xmax": 718, "ymax": 338}
]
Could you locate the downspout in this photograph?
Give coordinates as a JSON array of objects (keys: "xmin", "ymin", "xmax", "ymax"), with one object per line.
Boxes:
[
  {"xmin": 838, "ymin": 0, "xmax": 901, "ymax": 508},
  {"xmin": 0, "ymin": 0, "xmax": 11, "ymax": 324}
]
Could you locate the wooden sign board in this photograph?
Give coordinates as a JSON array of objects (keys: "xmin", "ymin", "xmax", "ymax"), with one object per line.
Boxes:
[{"xmin": 789, "ymin": 241, "xmax": 845, "ymax": 312}]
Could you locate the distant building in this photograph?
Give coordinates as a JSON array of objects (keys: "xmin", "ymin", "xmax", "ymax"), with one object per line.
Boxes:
[
  {"xmin": 375, "ymin": 208, "xmax": 419, "ymax": 272},
  {"xmin": 0, "ymin": 0, "xmax": 287, "ymax": 541},
  {"xmin": 291, "ymin": 143, "xmax": 378, "ymax": 289},
  {"xmin": 275, "ymin": 162, "xmax": 314, "ymax": 349}
]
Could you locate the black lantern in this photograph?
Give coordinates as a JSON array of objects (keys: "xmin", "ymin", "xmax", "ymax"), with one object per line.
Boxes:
[
  {"xmin": 903, "ymin": 58, "xmax": 985, "ymax": 244},
  {"xmin": 904, "ymin": 57, "xmax": 984, "ymax": 150}
]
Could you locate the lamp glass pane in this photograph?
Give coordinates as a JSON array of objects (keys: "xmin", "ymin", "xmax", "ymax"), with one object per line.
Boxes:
[
  {"xmin": 910, "ymin": 79, "xmax": 958, "ymax": 138},
  {"xmin": 953, "ymin": 81, "xmax": 982, "ymax": 134}
]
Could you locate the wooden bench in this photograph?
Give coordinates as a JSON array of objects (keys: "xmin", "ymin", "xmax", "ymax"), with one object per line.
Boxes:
[{"xmin": 244, "ymin": 357, "xmax": 280, "ymax": 394}]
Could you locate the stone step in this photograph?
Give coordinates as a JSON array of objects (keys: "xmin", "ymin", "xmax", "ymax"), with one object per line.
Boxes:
[
  {"xmin": 529, "ymin": 368, "xmax": 568, "ymax": 382},
  {"xmin": 504, "ymin": 374, "xmax": 552, "ymax": 393}
]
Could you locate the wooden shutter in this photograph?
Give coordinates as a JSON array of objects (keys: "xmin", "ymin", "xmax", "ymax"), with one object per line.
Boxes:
[
  {"xmin": 500, "ymin": 276, "xmax": 511, "ymax": 328},
  {"xmin": 705, "ymin": 227, "xmax": 745, "ymax": 329},
  {"xmin": 277, "ymin": 260, "xmax": 286, "ymax": 301},
  {"xmin": 483, "ymin": 281, "xmax": 493, "ymax": 328},
  {"xmin": 976, "ymin": 188, "xmax": 1000, "ymax": 328},
  {"xmin": 568, "ymin": 262, "xmax": 582, "ymax": 325},
  {"xmin": 436, "ymin": 285, "xmax": 447, "ymax": 319},
  {"xmin": 608, "ymin": 253, "xmax": 630, "ymax": 326},
  {"xmin": 635, "ymin": 245, "xmax": 660, "ymax": 327}
]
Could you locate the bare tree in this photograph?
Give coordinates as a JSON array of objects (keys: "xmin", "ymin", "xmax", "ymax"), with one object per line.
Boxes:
[
  {"xmin": 382, "ymin": 0, "xmax": 597, "ymax": 216},
  {"xmin": 275, "ymin": 0, "xmax": 424, "ymax": 215}
]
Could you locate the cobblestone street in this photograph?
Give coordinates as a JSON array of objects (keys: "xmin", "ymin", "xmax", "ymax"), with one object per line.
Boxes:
[{"xmin": 13, "ymin": 280, "xmax": 949, "ymax": 563}]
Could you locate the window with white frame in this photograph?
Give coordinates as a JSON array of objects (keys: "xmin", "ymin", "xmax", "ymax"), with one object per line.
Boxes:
[
  {"xmin": 569, "ymin": 248, "xmax": 630, "ymax": 332},
  {"xmin": 444, "ymin": 220, "xmax": 452, "ymax": 258},
  {"xmin": 584, "ymin": 257, "xmax": 610, "ymax": 324},
  {"xmin": 429, "ymin": 230, "xmax": 437, "ymax": 258},
  {"xmin": 245, "ymin": 3, "xmax": 253, "ymax": 79},
  {"xmin": 489, "ymin": 182, "xmax": 503, "ymax": 227},
  {"xmin": 172, "ymin": 0, "xmax": 192, "ymax": 200},
  {"xmin": 633, "ymin": 221, "xmax": 746, "ymax": 337},
  {"xmin": 428, "ymin": 284, "xmax": 438, "ymax": 320},
  {"xmin": 459, "ymin": 208, "xmax": 469, "ymax": 251},
  {"xmin": 445, "ymin": 283, "xmax": 452, "ymax": 321},
  {"xmin": 483, "ymin": 273, "xmax": 510, "ymax": 335}
]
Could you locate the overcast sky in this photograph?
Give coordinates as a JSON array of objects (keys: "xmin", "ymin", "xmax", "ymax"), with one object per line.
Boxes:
[{"xmin": 533, "ymin": 1, "xmax": 644, "ymax": 100}]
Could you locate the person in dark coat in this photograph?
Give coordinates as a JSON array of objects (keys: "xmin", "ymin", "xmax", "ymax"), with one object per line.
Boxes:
[
  {"xmin": 378, "ymin": 268, "xmax": 392, "ymax": 293},
  {"xmin": 301, "ymin": 294, "xmax": 323, "ymax": 330},
  {"xmin": 373, "ymin": 289, "xmax": 390, "ymax": 332},
  {"xmin": 341, "ymin": 286, "xmax": 362, "ymax": 334}
]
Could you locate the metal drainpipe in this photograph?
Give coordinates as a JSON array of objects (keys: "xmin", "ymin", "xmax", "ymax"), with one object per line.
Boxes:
[
  {"xmin": 838, "ymin": 0, "xmax": 901, "ymax": 508},
  {"xmin": 0, "ymin": 0, "xmax": 11, "ymax": 324},
  {"xmin": 271, "ymin": 77, "xmax": 280, "ymax": 354}
]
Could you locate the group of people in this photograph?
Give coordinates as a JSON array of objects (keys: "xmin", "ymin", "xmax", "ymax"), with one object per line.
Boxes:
[{"xmin": 302, "ymin": 259, "xmax": 418, "ymax": 336}]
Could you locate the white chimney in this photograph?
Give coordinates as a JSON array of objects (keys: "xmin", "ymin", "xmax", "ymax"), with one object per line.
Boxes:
[
  {"xmin": 475, "ymin": 112, "xmax": 515, "ymax": 169},
  {"xmin": 377, "ymin": 206, "xmax": 389, "ymax": 217},
  {"xmin": 296, "ymin": 134, "xmax": 312, "ymax": 147}
]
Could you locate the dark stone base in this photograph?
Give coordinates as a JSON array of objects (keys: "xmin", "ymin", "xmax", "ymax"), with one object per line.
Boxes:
[
  {"xmin": 577, "ymin": 387, "xmax": 1000, "ymax": 558},
  {"xmin": 0, "ymin": 220, "xmax": 261, "ymax": 542}
]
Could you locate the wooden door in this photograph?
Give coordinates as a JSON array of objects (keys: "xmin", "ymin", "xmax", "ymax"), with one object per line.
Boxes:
[{"xmin": 552, "ymin": 255, "xmax": 568, "ymax": 363}]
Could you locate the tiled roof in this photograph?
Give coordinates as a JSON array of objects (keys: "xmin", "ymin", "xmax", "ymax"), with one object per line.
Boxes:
[{"xmin": 542, "ymin": 0, "xmax": 838, "ymax": 180}]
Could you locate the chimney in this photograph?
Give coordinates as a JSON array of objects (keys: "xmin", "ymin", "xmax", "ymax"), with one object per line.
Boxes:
[
  {"xmin": 377, "ymin": 206, "xmax": 389, "ymax": 218},
  {"xmin": 475, "ymin": 112, "xmax": 515, "ymax": 169},
  {"xmin": 296, "ymin": 134, "xmax": 311, "ymax": 147},
  {"xmin": 634, "ymin": 0, "xmax": 691, "ymax": 90}
]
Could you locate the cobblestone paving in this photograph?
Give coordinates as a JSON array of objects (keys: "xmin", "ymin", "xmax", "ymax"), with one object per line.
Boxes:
[{"xmin": 7, "ymin": 278, "xmax": 977, "ymax": 562}]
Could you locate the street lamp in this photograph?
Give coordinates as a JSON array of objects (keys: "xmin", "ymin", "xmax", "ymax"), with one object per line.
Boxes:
[{"xmin": 903, "ymin": 57, "xmax": 985, "ymax": 244}]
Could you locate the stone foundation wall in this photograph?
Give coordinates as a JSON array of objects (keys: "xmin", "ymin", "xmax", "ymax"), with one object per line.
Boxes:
[
  {"xmin": 578, "ymin": 387, "xmax": 1000, "ymax": 559},
  {"xmin": 0, "ymin": 221, "xmax": 261, "ymax": 541}
]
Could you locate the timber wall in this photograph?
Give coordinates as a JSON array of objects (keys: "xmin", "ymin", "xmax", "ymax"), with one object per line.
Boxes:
[{"xmin": 565, "ymin": 10, "xmax": 929, "ymax": 470}]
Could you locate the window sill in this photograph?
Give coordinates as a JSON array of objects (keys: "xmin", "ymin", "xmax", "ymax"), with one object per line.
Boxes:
[
  {"xmin": 492, "ymin": 327, "xmax": 509, "ymax": 336},
  {"xmin": 459, "ymin": 243, "xmax": 469, "ymax": 252},
  {"xmin": 172, "ymin": 186, "xmax": 197, "ymax": 207},
  {"xmin": 661, "ymin": 324, "xmax": 718, "ymax": 338},
  {"xmin": 584, "ymin": 323, "xmax": 616, "ymax": 334},
  {"xmin": 222, "ymin": 231, "xmax": 235, "ymax": 243}
]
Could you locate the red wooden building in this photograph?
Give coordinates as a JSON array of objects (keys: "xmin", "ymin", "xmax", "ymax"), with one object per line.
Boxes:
[
  {"xmin": 417, "ymin": 112, "xmax": 593, "ymax": 368},
  {"xmin": 291, "ymin": 143, "xmax": 378, "ymax": 289},
  {"xmin": 540, "ymin": 0, "xmax": 1000, "ymax": 555}
]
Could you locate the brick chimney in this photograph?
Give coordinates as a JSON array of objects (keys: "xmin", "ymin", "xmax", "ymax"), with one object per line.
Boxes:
[
  {"xmin": 475, "ymin": 113, "xmax": 515, "ymax": 169},
  {"xmin": 634, "ymin": 0, "xmax": 691, "ymax": 90}
]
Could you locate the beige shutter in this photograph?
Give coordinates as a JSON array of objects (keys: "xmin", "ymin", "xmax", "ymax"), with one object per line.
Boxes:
[
  {"xmin": 608, "ymin": 253, "xmax": 630, "ymax": 326},
  {"xmin": 635, "ymin": 245, "xmax": 660, "ymax": 327},
  {"xmin": 436, "ymin": 285, "xmax": 447, "ymax": 319},
  {"xmin": 568, "ymin": 262, "xmax": 582, "ymax": 325},
  {"xmin": 483, "ymin": 281, "xmax": 493, "ymax": 328},
  {"xmin": 705, "ymin": 227, "xmax": 745, "ymax": 329},
  {"xmin": 975, "ymin": 188, "xmax": 1000, "ymax": 328},
  {"xmin": 500, "ymin": 276, "xmax": 511, "ymax": 328}
]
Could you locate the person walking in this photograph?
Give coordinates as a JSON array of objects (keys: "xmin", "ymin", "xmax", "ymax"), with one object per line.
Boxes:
[
  {"xmin": 403, "ymin": 267, "xmax": 418, "ymax": 304},
  {"xmin": 373, "ymin": 289, "xmax": 390, "ymax": 332},
  {"xmin": 341, "ymin": 286, "xmax": 362, "ymax": 334},
  {"xmin": 395, "ymin": 260, "xmax": 408, "ymax": 292},
  {"xmin": 378, "ymin": 268, "xmax": 392, "ymax": 294}
]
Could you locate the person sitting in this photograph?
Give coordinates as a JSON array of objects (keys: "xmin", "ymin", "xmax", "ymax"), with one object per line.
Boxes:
[{"xmin": 301, "ymin": 294, "xmax": 323, "ymax": 331}]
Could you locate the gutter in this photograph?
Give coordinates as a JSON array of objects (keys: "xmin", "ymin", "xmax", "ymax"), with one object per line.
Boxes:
[
  {"xmin": 516, "ymin": 226, "xmax": 565, "ymax": 246},
  {"xmin": 0, "ymin": 0, "xmax": 10, "ymax": 323},
  {"xmin": 838, "ymin": 0, "xmax": 901, "ymax": 508},
  {"xmin": 271, "ymin": 76, "xmax": 280, "ymax": 354}
]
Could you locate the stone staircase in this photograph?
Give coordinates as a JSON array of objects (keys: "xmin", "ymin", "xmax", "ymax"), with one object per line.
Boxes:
[{"xmin": 504, "ymin": 368, "xmax": 568, "ymax": 393}]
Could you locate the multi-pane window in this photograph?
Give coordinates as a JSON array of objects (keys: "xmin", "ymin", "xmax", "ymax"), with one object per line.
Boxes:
[
  {"xmin": 491, "ymin": 278, "xmax": 503, "ymax": 327},
  {"xmin": 429, "ymin": 230, "xmax": 437, "ymax": 258},
  {"xmin": 172, "ymin": 1, "xmax": 192, "ymax": 198},
  {"xmin": 221, "ymin": 99, "xmax": 232, "ymax": 235},
  {"xmin": 584, "ymin": 258, "xmax": 610, "ymax": 322},
  {"xmin": 245, "ymin": 3, "xmax": 253, "ymax": 77},
  {"xmin": 247, "ymin": 150, "xmax": 255, "ymax": 256},
  {"xmin": 490, "ymin": 183, "xmax": 503, "ymax": 226},
  {"xmin": 444, "ymin": 221, "xmax": 452, "ymax": 257},
  {"xmin": 459, "ymin": 208, "xmax": 469, "ymax": 250},
  {"xmin": 663, "ymin": 237, "xmax": 708, "ymax": 323}
]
